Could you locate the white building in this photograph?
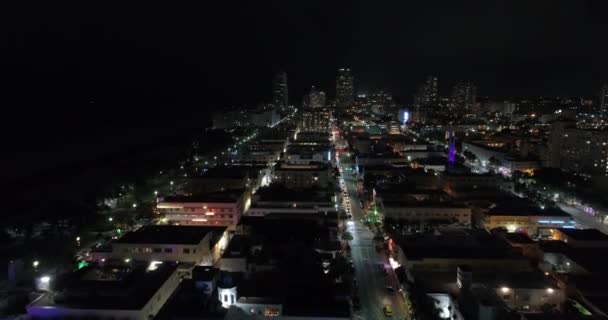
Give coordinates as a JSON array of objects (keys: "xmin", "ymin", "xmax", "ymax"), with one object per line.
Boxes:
[
  {"xmin": 157, "ymin": 192, "xmax": 246, "ymax": 230},
  {"xmin": 27, "ymin": 263, "xmax": 181, "ymax": 320},
  {"xmin": 91, "ymin": 225, "xmax": 229, "ymax": 266}
]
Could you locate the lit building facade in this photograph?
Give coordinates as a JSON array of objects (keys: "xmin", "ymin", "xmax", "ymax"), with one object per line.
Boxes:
[
  {"xmin": 272, "ymin": 71, "xmax": 289, "ymax": 112},
  {"xmin": 90, "ymin": 225, "xmax": 229, "ymax": 265},
  {"xmin": 308, "ymin": 86, "xmax": 326, "ymax": 108},
  {"xmin": 336, "ymin": 68, "xmax": 354, "ymax": 108},
  {"xmin": 300, "ymin": 108, "xmax": 330, "ymax": 132},
  {"xmin": 157, "ymin": 193, "xmax": 246, "ymax": 229},
  {"xmin": 451, "ymin": 81, "xmax": 477, "ymax": 112}
]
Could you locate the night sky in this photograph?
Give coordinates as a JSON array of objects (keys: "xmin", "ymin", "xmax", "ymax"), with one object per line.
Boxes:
[{"xmin": 1, "ymin": 1, "xmax": 607, "ymax": 181}]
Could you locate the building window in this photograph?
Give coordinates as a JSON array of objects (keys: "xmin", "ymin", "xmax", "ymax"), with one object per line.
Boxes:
[
  {"xmin": 183, "ymin": 248, "xmax": 191, "ymax": 254},
  {"xmin": 224, "ymin": 295, "xmax": 228, "ymax": 302},
  {"xmin": 164, "ymin": 248, "xmax": 173, "ymax": 253},
  {"xmin": 153, "ymin": 248, "xmax": 162, "ymax": 253},
  {"xmin": 264, "ymin": 307, "xmax": 280, "ymax": 316}
]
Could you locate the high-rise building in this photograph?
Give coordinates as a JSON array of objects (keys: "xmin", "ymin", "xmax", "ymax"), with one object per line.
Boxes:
[
  {"xmin": 300, "ymin": 108, "xmax": 330, "ymax": 132},
  {"xmin": 414, "ymin": 76, "xmax": 439, "ymax": 108},
  {"xmin": 451, "ymin": 81, "xmax": 477, "ymax": 112},
  {"xmin": 336, "ymin": 68, "xmax": 354, "ymax": 108},
  {"xmin": 308, "ymin": 86, "xmax": 326, "ymax": 109},
  {"xmin": 600, "ymin": 83, "xmax": 608, "ymax": 118},
  {"xmin": 548, "ymin": 120, "xmax": 608, "ymax": 177},
  {"xmin": 272, "ymin": 71, "xmax": 289, "ymax": 111}
]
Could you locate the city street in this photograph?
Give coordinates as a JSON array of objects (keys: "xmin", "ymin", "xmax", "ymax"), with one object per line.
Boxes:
[
  {"xmin": 339, "ymin": 155, "xmax": 409, "ymax": 320},
  {"xmin": 559, "ymin": 204, "xmax": 608, "ymax": 235}
]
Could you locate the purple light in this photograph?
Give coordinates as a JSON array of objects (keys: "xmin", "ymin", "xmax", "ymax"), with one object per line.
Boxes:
[{"xmin": 448, "ymin": 132, "xmax": 456, "ymax": 164}]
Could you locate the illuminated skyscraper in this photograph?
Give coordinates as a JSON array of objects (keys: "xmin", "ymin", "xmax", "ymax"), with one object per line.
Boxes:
[
  {"xmin": 451, "ymin": 81, "xmax": 477, "ymax": 112},
  {"xmin": 272, "ymin": 71, "xmax": 289, "ymax": 111},
  {"xmin": 414, "ymin": 76, "xmax": 439, "ymax": 108},
  {"xmin": 600, "ymin": 83, "xmax": 608, "ymax": 118},
  {"xmin": 308, "ymin": 86, "xmax": 326, "ymax": 109},
  {"xmin": 336, "ymin": 68, "xmax": 354, "ymax": 108}
]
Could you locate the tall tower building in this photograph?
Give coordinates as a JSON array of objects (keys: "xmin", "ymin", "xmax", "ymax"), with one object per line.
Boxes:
[
  {"xmin": 308, "ymin": 86, "xmax": 326, "ymax": 109},
  {"xmin": 272, "ymin": 71, "xmax": 289, "ymax": 111},
  {"xmin": 423, "ymin": 76, "xmax": 439, "ymax": 106},
  {"xmin": 451, "ymin": 81, "xmax": 477, "ymax": 112},
  {"xmin": 336, "ymin": 68, "xmax": 354, "ymax": 108},
  {"xmin": 414, "ymin": 76, "xmax": 439, "ymax": 108},
  {"xmin": 600, "ymin": 83, "xmax": 608, "ymax": 118}
]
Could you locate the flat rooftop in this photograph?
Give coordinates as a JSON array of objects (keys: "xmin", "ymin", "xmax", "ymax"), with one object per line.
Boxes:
[
  {"xmin": 29, "ymin": 263, "xmax": 177, "ymax": 310},
  {"xmin": 487, "ymin": 198, "xmax": 571, "ymax": 217},
  {"xmin": 504, "ymin": 232, "xmax": 536, "ymax": 244},
  {"xmin": 115, "ymin": 225, "xmax": 226, "ymax": 245},
  {"xmin": 398, "ymin": 229, "xmax": 524, "ymax": 261},
  {"xmin": 275, "ymin": 162, "xmax": 328, "ymax": 171},
  {"xmin": 200, "ymin": 166, "xmax": 248, "ymax": 179},
  {"xmin": 161, "ymin": 189, "xmax": 244, "ymax": 203},
  {"xmin": 255, "ymin": 184, "xmax": 332, "ymax": 202},
  {"xmin": 557, "ymin": 228, "xmax": 608, "ymax": 241}
]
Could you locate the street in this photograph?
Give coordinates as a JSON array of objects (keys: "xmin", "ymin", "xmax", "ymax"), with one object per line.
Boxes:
[
  {"xmin": 559, "ymin": 204, "xmax": 608, "ymax": 235},
  {"xmin": 339, "ymin": 155, "xmax": 409, "ymax": 320}
]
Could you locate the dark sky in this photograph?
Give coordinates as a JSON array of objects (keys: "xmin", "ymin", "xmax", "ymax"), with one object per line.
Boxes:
[{"xmin": 1, "ymin": 1, "xmax": 607, "ymax": 180}]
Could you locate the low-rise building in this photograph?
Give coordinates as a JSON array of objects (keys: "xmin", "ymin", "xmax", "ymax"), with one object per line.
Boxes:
[
  {"xmin": 380, "ymin": 201, "xmax": 471, "ymax": 226},
  {"xmin": 394, "ymin": 230, "xmax": 531, "ymax": 280},
  {"xmin": 157, "ymin": 190, "xmax": 246, "ymax": 229},
  {"xmin": 284, "ymin": 144, "xmax": 332, "ymax": 165},
  {"xmin": 273, "ymin": 162, "xmax": 332, "ymax": 189},
  {"xmin": 27, "ymin": 262, "xmax": 181, "ymax": 320},
  {"xmin": 247, "ymin": 185, "xmax": 336, "ymax": 217},
  {"xmin": 477, "ymin": 199, "xmax": 574, "ymax": 236},
  {"xmin": 91, "ymin": 225, "xmax": 228, "ymax": 265},
  {"xmin": 552, "ymin": 228, "xmax": 608, "ymax": 248}
]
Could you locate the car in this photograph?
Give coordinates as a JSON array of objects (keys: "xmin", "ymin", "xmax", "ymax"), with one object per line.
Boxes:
[
  {"xmin": 383, "ymin": 305, "xmax": 393, "ymax": 317},
  {"xmin": 386, "ymin": 286, "xmax": 395, "ymax": 295}
]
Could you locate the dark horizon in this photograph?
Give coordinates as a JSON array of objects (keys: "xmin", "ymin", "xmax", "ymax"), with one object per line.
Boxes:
[{"xmin": 1, "ymin": 1, "xmax": 607, "ymax": 181}]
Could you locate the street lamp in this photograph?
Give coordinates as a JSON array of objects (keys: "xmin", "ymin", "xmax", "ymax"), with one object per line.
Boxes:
[
  {"xmin": 32, "ymin": 260, "xmax": 39, "ymax": 268},
  {"xmin": 108, "ymin": 217, "xmax": 113, "ymax": 222},
  {"xmin": 132, "ymin": 203, "xmax": 137, "ymax": 208},
  {"xmin": 154, "ymin": 190, "xmax": 158, "ymax": 195}
]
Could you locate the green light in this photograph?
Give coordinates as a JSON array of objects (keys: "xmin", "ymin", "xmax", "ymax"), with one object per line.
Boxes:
[
  {"xmin": 117, "ymin": 228, "xmax": 123, "ymax": 234},
  {"xmin": 77, "ymin": 261, "xmax": 89, "ymax": 270}
]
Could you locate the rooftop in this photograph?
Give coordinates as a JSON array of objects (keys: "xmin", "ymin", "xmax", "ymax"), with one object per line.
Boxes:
[
  {"xmin": 161, "ymin": 189, "xmax": 244, "ymax": 203},
  {"xmin": 192, "ymin": 266, "xmax": 219, "ymax": 281},
  {"xmin": 115, "ymin": 225, "xmax": 226, "ymax": 245},
  {"xmin": 200, "ymin": 166, "xmax": 249, "ymax": 179},
  {"xmin": 398, "ymin": 229, "xmax": 524, "ymax": 261},
  {"xmin": 29, "ymin": 263, "xmax": 178, "ymax": 310},
  {"xmin": 255, "ymin": 184, "xmax": 332, "ymax": 202},
  {"xmin": 504, "ymin": 232, "xmax": 536, "ymax": 244},
  {"xmin": 557, "ymin": 228, "xmax": 608, "ymax": 241},
  {"xmin": 487, "ymin": 198, "xmax": 571, "ymax": 217}
]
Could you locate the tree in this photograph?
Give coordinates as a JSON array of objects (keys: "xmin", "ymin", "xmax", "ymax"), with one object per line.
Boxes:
[
  {"xmin": 341, "ymin": 231, "xmax": 353, "ymax": 241},
  {"xmin": 488, "ymin": 156, "xmax": 502, "ymax": 167},
  {"xmin": 462, "ymin": 150, "xmax": 477, "ymax": 162}
]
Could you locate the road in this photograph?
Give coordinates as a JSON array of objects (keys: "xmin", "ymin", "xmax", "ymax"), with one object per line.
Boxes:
[
  {"xmin": 339, "ymin": 155, "xmax": 409, "ymax": 320},
  {"xmin": 559, "ymin": 204, "xmax": 608, "ymax": 235}
]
